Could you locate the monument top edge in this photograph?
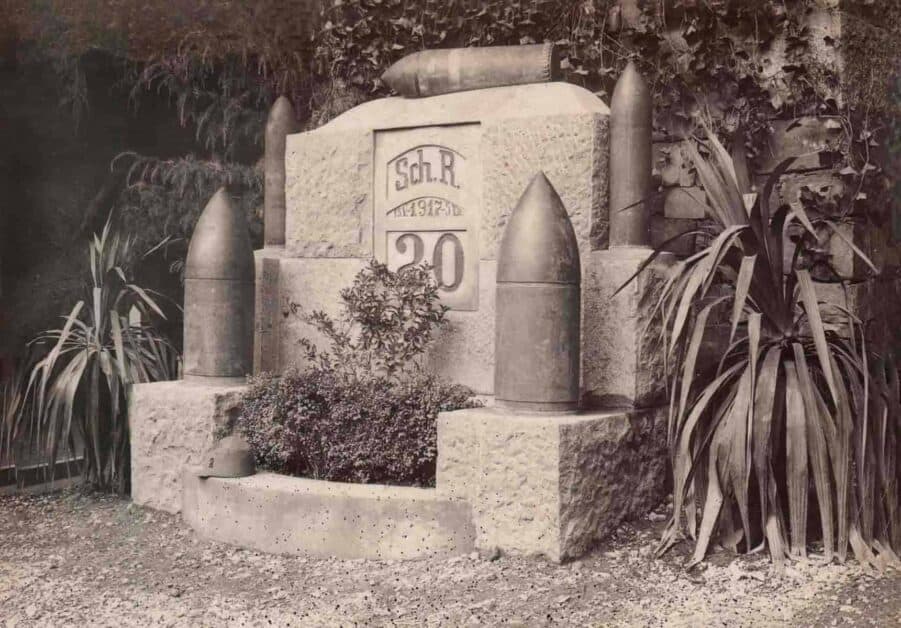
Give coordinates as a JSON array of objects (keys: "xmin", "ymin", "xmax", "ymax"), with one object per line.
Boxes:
[{"xmin": 299, "ymin": 81, "xmax": 609, "ymax": 134}]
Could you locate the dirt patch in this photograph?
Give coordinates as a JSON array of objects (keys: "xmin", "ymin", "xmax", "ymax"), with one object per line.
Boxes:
[{"xmin": 0, "ymin": 490, "xmax": 898, "ymax": 626}]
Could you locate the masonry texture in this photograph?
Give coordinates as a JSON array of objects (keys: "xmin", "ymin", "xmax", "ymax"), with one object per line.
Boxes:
[
  {"xmin": 129, "ymin": 381, "xmax": 246, "ymax": 513},
  {"xmin": 480, "ymin": 114, "xmax": 609, "ymax": 260},
  {"xmin": 285, "ymin": 129, "xmax": 373, "ymax": 258},
  {"xmin": 278, "ymin": 82, "xmax": 610, "ymax": 395},
  {"xmin": 436, "ymin": 407, "xmax": 667, "ymax": 562},
  {"xmin": 182, "ymin": 471, "xmax": 476, "ymax": 560},
  {"xmin": 581, "ymin": 249, "xmax": 674, "ymax": 409}
]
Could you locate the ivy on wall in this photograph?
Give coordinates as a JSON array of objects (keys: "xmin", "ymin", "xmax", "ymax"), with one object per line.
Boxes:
[{"xmin": 5, "ymin": 0, "xmax": 900, "ymax": 287}]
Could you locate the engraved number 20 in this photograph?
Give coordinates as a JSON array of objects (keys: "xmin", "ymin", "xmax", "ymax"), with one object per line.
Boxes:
[{"xmin": 395, "ymin": 232, "xmax": 464, "ymax": 292}]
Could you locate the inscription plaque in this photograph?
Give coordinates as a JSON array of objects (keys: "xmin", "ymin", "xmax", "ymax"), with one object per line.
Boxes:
[{"xmin": 374, "ymin": 124, "xmax": 481, "ymax": 310}]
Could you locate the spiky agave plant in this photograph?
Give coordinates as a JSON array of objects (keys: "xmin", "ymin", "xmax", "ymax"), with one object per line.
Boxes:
[
  {"xmin": 634, "ymin": 126, "xmax": 900, "ymax": 570},
  {"xmin": 25, "ymin": 219, "xmax": 178, "ymax": 493}
]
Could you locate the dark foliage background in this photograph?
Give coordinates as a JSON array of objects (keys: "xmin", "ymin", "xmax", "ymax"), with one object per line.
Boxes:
[{"xmin": 0, "ymin": 0, "xmax": 898, "ymax": 358}]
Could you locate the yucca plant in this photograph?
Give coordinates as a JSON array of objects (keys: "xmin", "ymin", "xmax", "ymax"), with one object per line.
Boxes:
[
  {"xmin": 0, "ymin": 359, "xmax": 29, "ymax": 468},
  {"xmin": 629, "ymin": 126, "xmax": 901, "ymax": 570},
  {"xmin": 24, "ymin": 219, "xmax": 178, "ymax": 493}
]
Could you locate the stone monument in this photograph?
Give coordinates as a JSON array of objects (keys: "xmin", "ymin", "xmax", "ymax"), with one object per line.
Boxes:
[
  {"xmin": 131, "ymin": 47, "xmax": 671, "ymax": 561},
  {"xmin": 250, "ymin": 50, "xmax": 667, "ymax": 560},
  {"xmin": 263, "ymin": 69, "xmax": 610, "ymax": 396}
]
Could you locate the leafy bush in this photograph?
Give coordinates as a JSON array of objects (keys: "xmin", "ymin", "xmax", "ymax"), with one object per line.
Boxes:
[
  {"xmin": 633, "ymin": 126, "xmax": 901, "ymax": 570},
  {"xmin": 238, "ymin": 369, "xmax": 477, "ymax": 486},
  {"xmin": 236, "ymin": 261, "xmax": 480, "ymax": 486}
]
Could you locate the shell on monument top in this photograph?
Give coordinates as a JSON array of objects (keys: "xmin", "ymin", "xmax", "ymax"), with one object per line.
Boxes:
[
  {"xmin": 382, "ymin": 43, "xmax": 561, "ymax": 98},
  {"xmin": 313, "ymin": 82, "xmax": 609, "ymax": 133}
]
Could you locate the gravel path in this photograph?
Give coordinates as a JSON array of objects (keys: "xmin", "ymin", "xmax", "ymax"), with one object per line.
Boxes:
[{"xmin": 1, "ymin": 490, "xmax": 898, "ymax": 627}]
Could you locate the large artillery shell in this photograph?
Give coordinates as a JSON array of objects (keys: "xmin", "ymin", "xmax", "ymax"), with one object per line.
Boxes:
[
  {"xmin": 184, "ymin": 187, "xmax": 255, "ymax": 380},
  {"xmin": 264, "ymin": 96, "xmax": 299, "ymax": 246},
  {"xmin": 495, "ymin": 172, "xmax": 581, "ymax": 413},
  {"xmin": 609, "ymin": 61, "xmax": 652, "ymax": 248},
  {"xmin": 382, "ymin": 43, "xmax": 560, "ymax": 98}
]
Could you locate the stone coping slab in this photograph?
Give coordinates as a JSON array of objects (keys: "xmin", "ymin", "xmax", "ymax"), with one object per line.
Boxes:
[
  {"xmin": 182, "ymin": 471, "xmax": 476, "ymax": 561},
  {"xmin": 316, "ymin": 82, "xmax": 609, "ymax": 132}
]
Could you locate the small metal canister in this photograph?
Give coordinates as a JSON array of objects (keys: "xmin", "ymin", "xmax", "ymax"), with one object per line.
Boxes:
[
  {"xmin": 495, "ymin": 172, "xmax": 581, "ymax": 413},
  {"xmin": 196, "ymin": 434, "xmax": 255, "ymax": 478},
  {"xmin": 183, "ymin": 187, "xmax": 255, "ymax": 381}
]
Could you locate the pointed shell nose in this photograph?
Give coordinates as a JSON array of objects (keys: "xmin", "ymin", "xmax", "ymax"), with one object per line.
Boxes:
[
  {"xmin": 185, "ymin": 187, "xmax": 255, "ymax": 280},
  {"xmin": 267, "ymin": 95, "xmax": 296, "ymax": 132},
  {"xmin": 497, "ymin": 172, "xmax": 581, "ymax": 284},
  {"xmin": 611, "ymin": 60, "xmax": 651, "ymax": 128},
  {"xmin": 382, "ymin": 54, "xmax": 419, "ymax": 96}
]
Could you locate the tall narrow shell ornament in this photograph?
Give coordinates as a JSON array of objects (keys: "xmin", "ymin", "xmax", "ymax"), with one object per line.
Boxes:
[
  {"xmin": 382, "ymin": 43, "xmax": 560, "ymax": 98},
  {"xmin": 495, "ymin": 172, "xmax": 581, "ymax": 413},
  {"xmin": 609, "ymin": 60, "xmax": 652, "ymax": 248},
  {"xmin": 183, "ymin": 187, "xmax": 255, "ymax": 381},
  {"xmin": 264, "ymin": 95, "xmax": 299, "ymax": 246}
]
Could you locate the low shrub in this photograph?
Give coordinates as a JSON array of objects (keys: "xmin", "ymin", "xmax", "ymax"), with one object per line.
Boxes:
[
  {"xmin": 239, "ymin": 369, "xmax": 478, "ymax": 486},
  {"xmin": 235, "ymin": 260, "xmax": 480, "ymax": 486}
]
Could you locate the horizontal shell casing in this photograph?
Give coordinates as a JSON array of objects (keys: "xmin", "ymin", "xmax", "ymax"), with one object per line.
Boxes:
[
  {"xmin": 185, "ymin": 187, "xmax": 255, "ymax": 280},
  {"xmin": 497, "ymin": 171, "xmax": 580, "ymax": 285},
  {"xmin": 382, "ymin": 43, "xmax": 560, "ymax": 98}
]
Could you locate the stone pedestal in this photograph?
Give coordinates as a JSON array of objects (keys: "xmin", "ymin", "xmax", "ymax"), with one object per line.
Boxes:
[
  {"xmin": 129, "ymin": 380, "xmax": 246, "ymax": 513},
  {"xmin": 582, "ymin": 248, "xmax": 674, "ymax": 409},
  {"xmin": 253, "ymin": 247, "xmax": 287, "ymax": 374},
  {"xmin": 437, "ymin": 406, "xmax": 666, "ymax": 562}
]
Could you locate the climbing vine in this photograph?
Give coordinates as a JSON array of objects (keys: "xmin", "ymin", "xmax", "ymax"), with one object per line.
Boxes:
[{"xmin": 6, "ymin": 0, "xmax": 900, "ymax": 268}]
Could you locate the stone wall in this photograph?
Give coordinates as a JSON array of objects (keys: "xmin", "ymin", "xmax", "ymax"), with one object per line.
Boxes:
[{"xmin": 628, "ymin": 0, "xmax": 900, "ymax": 350}]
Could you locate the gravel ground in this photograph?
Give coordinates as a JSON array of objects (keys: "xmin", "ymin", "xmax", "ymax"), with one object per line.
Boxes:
[{"xmin": 1, "ymin": 490, "xmax": 899, "ymax": 627}]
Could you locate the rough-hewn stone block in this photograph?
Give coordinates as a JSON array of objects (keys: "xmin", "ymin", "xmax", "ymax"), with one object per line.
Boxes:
[
  {"xmin": 285, "ymin": 128, "xmax": 373, "ymax": 258},
  {"xmin": 582, "ymin": 248, "xmax": 674, "ymax": 409},
  {"xmin": 663, "ymin": 186, "xmax": 707, "ymax": 220},
  {"xmin": 424, "ymin": 261, "xmax": 497, "ymax": 394},
  {"xmin": 436, "ymin": 406, "xmax": 667, "ymax": 562},
  {"xmin": 277, "ymin": 82, "xmax": 611, "ymax": 394},
  {"xmin": 758, "ymin": 117, "xmax": 843, "ymax": 173},
  {"xmin": 481, "ymin": 113, "xmax": 609, "ymax": 259},
  {"xmin": 182, "ymin": 472, "xmax": 476, "ymax": 560},
  {"xmin": 275, "ymin": 257, "xmax": 367, "ymax": 372},
  {"xmin": 129, "ymin": 380, "xmax": 246, "ymax": 513},
  {"xmin": 276, "ymin": 258, "xmax": 497, "ymax": 394}
]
